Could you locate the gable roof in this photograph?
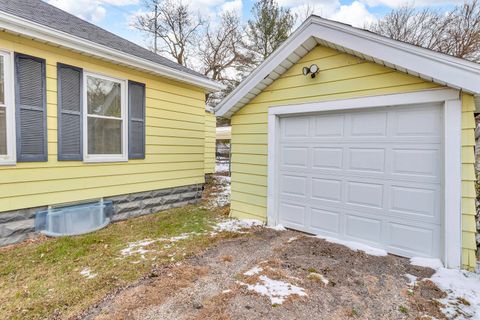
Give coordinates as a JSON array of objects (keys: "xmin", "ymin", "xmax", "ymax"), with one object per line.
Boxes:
[
  {"xmin": 0, "ymin": 0, "xmax": 222, "ymax": 92},
  {"xmin": 216, "ymin": 15, "xmax": 480, "ymax": 117}
]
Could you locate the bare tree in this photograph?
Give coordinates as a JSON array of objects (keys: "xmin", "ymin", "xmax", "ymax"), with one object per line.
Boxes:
[
  {"xmin": 199, "ymin": 12, "xmax": 255, "ymax": 105},
  {"xmin": 441, "ymin": 0, "xmax": 480, "ymax": 62},
  {"xmin": 133, "ymin": 0, "xmax": 204, "ymax": 66},
  {"xmin": 296, "ymin": 4, "xmax": 316, "ymax": 22},
  {"xmin": 369, "ymin": 1, "xmax": 480, "ymax": 62}
]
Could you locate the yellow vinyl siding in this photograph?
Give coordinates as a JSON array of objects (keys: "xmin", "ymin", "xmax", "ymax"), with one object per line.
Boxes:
[
  {"xmin": 230, "ymin": 44, "xmax": 477, "ymax": 270},
  {"xmin": 461, "ymin": 93, "xmax": 477, "ymax": 271},
  {"xmin": 0, "ymin": 31, "xmax": 207, "ymax": 212},
  {"xmin": 204, "ymin": 111, "xmax": 216, "ymax": 174}
]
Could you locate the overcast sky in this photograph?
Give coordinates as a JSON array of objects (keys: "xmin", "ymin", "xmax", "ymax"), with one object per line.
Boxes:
[{"xmin": 44, "ymin": 0, "xmax": 465, "ymax": 48}]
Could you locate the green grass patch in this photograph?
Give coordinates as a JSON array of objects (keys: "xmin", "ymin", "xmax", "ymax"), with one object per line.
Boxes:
[{"xmin": 0, "ymin": 205, "xmax": 225, "ymax": 319}]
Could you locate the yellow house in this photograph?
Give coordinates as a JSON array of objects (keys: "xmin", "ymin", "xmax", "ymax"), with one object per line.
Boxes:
[
  {"xmin": 0, "ymin": 1, "xmax": 222, "ymax": 245},
  {"xmin": 216, "ymin": 16, "xmax": 479, "ymax": 270}
]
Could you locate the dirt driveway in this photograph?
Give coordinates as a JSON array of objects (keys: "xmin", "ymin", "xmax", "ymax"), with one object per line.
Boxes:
[{"xmin": 80, "ymin": 227, "xmax": 447, "ymax": 320}]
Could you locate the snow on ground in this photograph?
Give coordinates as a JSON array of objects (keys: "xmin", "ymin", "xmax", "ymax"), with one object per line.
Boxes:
[
  {"xmin": 244, "ymin": 266, "xmax": 263, "ymax": 276},
  {"xmin": 80, "ymin": 267, "xmax": 97, "ymax": 279},
  {"xmin": 205, "ymin": 175, "xmax": 231, "ymax": 208},
  {"xmin": 404, "ymin": 274, "xmax": 418, "ymax": 286},
  {"xmin": 408, "ymin": 258, "xmax": 480, "ymax": 319},
  {"xmin": 430, "ymin": 268, "xmax": 480, "ymax": 319},
  {"xmin": 267, "ymin": 224, "xmax": 287, "ymax": 231},
  {"xmin": 215, "ymin": 160, "xmax": 229, "ymax": 173},
  {"xmin": 120, "ymin": 239, "xmax": 157, "ymax": 259},
  {"xmin": 119, "ymin": 233, "xmax": 202, "ymax": 260},
  {"xmin": 212, "ymin": 218, "xmax": 264, "ymax": 233},
  {"xmin": 315, "ymin": 235, "xmax": 388, "ymax": 256},
  {"xmin": 238, "ymin": 275, "xmax": 307, "ymax": 305},
  {"xmin": 410, "ymin": 257, "xmax": 444, "ymax": 270}
]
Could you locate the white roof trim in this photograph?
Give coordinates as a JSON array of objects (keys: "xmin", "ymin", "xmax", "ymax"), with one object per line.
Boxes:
[
  {"xmin": 215, "ymin": 16, "xmax": 480, "ymax": 117},
  {"xmin": 0, "ymin": 11, "xmax": 223, "ymax": 92}
]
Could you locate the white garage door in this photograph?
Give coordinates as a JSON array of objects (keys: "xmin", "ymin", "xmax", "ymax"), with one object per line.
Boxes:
[{"xmin": 277, "ymin": 103, "xmax": 443, "ymax": 259}]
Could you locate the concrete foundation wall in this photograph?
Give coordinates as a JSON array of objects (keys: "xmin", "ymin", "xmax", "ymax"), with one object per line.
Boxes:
[{"xmin": 0, "ymin": 184, "xmax": 203, "ymax": 247}]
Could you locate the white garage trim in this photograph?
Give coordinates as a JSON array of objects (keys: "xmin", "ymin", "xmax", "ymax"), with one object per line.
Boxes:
[{"xmin": 266, "ymin": 88, "xmax": 462, "ymax": 268}]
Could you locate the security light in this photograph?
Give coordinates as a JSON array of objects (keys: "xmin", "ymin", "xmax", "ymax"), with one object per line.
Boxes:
[{"xmin": 302, "ymin": 64, "xmax": 319, "ymax": 78}]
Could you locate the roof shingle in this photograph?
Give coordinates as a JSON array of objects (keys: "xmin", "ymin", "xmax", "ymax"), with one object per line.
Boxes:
[{"xmin": 0, "ymin": 0, "xmax": 209, "ymax": 80}]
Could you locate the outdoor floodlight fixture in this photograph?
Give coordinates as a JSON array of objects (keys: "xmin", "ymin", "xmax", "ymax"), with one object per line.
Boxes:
[{"xmin": 303, "ymin": 64, "xmax": 319, "ymax": 78}]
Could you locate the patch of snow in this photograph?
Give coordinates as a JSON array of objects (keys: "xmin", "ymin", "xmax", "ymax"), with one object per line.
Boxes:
[
  {"xmin": 120, "ymin": 239, "xmax": 157, "ymax": 258},
  {"xmin": 213, "ymin": 219, "xmax": 264, "ymax": 233},
  {"xmin": 267, "ymin": 224, "xmax": 286, "ymax": 231},
  {"xmin": 287, "ymin": 237, "xmax": 298, "ymax": 243},
  {"xmin": 404, "ymin": 274, "xmax": 418, "ymax": 286},
  {"xmin": 119, "ymin": 233, "xmax": 199, "ymax": 259},
  {"xmin": 429, "ymin": 268, "xmax": 480, "ymax": 319},
  {"xmin": 222, "ymin": 289, "xmax": 232, "ymax": 294},
  {"xmin": 238, "ymin": 275, "xmax": 307, "ymax": 305},
  {"xmin": 205, "ymin": 175, "xmax": 231, "ymax": 208},
  {"xmin": 244, "ymin": 266, "xmax": 263, "ymax": 276},
  {"xmin": 410, "ymin": 257, "xmax": 444, "ymax": 270},
  {"xmin": 80, "ymin": 267, "xmax": 97, "ymax": 279},
  {"xmin": 216, "ymin": 161, "xmax": 229, "ymax": 173},
  {"xmin": 316, "ymin": 235, "xmax": 387, "ymax": 257}
]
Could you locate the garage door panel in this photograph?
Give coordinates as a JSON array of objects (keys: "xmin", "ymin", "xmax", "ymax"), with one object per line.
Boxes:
[
  {"xmin": 310, "ymin": 208, "xmax": 340, "ymax": 235},
  {"xmin": 346, "ymin": 181, "xmax": 384, "ymax": 209},
  {"xmin": 390, "ymin": 185, "xmax": 439, "ymax": 220},
  {"xmin": 314, "ymin": 114, "xmax": 345, "ymax": 137},
  {"xmin": 392, "ymin": 148, "xmax": 440, "ymax": 178},
  {"xmin": 312, "ymin": 147, "xmax": 343, "ymax": 170},
  {"xmin": 311, "ymin": 178, "xmax": 342, "ymax": 202},
  {"xmin": 392, "ymin": 107, "xmax": 441, "ymax": 138},
  {"xmin": 345, "ymin": 214, "xmax": 383, "ymax": 244},
  {"xmin": 386, "ymin": 222, "xmax": 439, "ymax": 257},
  {"xmin": 283, "ymin": 116, "xmax": 310, "ymax": 137},
  {"xmin": 281, "ymin": 147, "xmax": 308, "ymax": 167},
  {"xmin": 350, "ymin": 111, "xmax": 388, "ymax": 137},
  {"xmin": 279, "ymin": 202, "xmax": 306, "ymax": 227},
  {"xmin": 277, "ymin": 103, "xmax": 443, "ymax": 259},
  {"xmin": 347, "ymin": 148, "xmax": 386, "ymax": 173},
  {"xmin": 280, "ymin": 175, "xmax": 307, "ymax": 197}
]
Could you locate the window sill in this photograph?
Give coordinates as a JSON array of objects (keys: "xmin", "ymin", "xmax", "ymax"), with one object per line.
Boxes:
[
  {"xmin": 0, "ymin": 160, "xmax": 16, "ymax": 166},
  {"xmin": 83, "ymin": 155, "xmax": 128, "ymax": 163}
]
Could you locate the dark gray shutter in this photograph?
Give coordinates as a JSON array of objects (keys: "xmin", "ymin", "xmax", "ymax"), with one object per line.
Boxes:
[
  {"xmin": 57, "ymin": 64, "xmax": 82, "ymax": 161},
  {"xmin": 128, "ymin": 81, "xmax": 146, "ymax": 159},
  {"xmin": 15, "ymin": 53, "xmax": 47, "ymax": 162}
]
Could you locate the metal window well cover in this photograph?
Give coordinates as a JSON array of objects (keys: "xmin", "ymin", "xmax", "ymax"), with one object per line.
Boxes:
[{"xmin": 35, "ymin": 201, "xmax": 113, "ymax": 237}]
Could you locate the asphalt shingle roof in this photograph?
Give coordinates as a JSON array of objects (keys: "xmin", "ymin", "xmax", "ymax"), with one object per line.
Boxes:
[{"xmin": 0, "ymin": 0, "xmax": 209, "ymax": 80}]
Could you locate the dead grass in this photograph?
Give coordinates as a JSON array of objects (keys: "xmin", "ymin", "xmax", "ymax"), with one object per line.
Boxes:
[{"xmin": 0, "ymin": 205, "xmax": 226, "ymax": 320}]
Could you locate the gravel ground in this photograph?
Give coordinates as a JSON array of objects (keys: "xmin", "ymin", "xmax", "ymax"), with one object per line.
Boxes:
[{"xmin": 80, "ymin": 227, "xmax": 447, "ymax": 320}]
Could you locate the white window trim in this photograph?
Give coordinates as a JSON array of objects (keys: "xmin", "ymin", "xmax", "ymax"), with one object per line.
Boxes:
[
  {"xmin": 266, "ymin": 88, "xmax": 462, "ymax": 269},
  {"xmin": 83, "ymin": 71, "xmax": 128, "ymax": 163},
  {"xmin": 0, "ymin": 50, "xmax": 16, "ymax": 165}
]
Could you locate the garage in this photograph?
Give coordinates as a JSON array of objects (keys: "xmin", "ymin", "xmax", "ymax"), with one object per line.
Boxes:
[
  {"xmin": 277, "ymin": 103, "xmax": 443, "ymax": 258},
  {"xmin": 215, "ymin": 16, "xmax": 480, "ymax": 270}
]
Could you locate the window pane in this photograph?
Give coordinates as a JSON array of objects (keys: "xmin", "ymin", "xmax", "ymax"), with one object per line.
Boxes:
[
  {"xmin": 0, "ymin": 56, "xmax": 4, "ymax": 105},
  {"xmin": 87, "ymin": 76, "xmax": 121, "ymax": 117},
  {"xmin": 0, "ymin": 107, "xmax": 6, "ymax": 155},
  {"xmin": 88, "ymin": 117, "xmax": 122, "ymax": 154}
]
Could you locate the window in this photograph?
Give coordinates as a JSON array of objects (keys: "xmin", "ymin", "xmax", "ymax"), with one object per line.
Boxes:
[
  {"xmin": 0, "ymin": 51, "xmax": 14, "ymax": 164},
  {"xmin": 83, "ymin": 73, "xmax": 127, "ymax": 162}
]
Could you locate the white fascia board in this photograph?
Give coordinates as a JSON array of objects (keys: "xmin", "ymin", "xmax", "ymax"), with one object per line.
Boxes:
[
  {"xmin": 216, "ymin": 15, "xmax": 480, "ymax": 118},
  {"xmin": 215, "ymin": 23, "xmax": 316, "ymax": 117},
  {"xmin": 309, "ymin": 19, "xmax": 480, "ymax": 93},
  {"xmin": 0, "ymin": 11, "xmax": 223, "ymax": 92}
]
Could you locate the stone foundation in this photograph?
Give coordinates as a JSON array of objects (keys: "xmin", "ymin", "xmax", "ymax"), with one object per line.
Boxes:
[{"xmin": 0, "ymin": 184, "xmax": 204, "ymax": 247}]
